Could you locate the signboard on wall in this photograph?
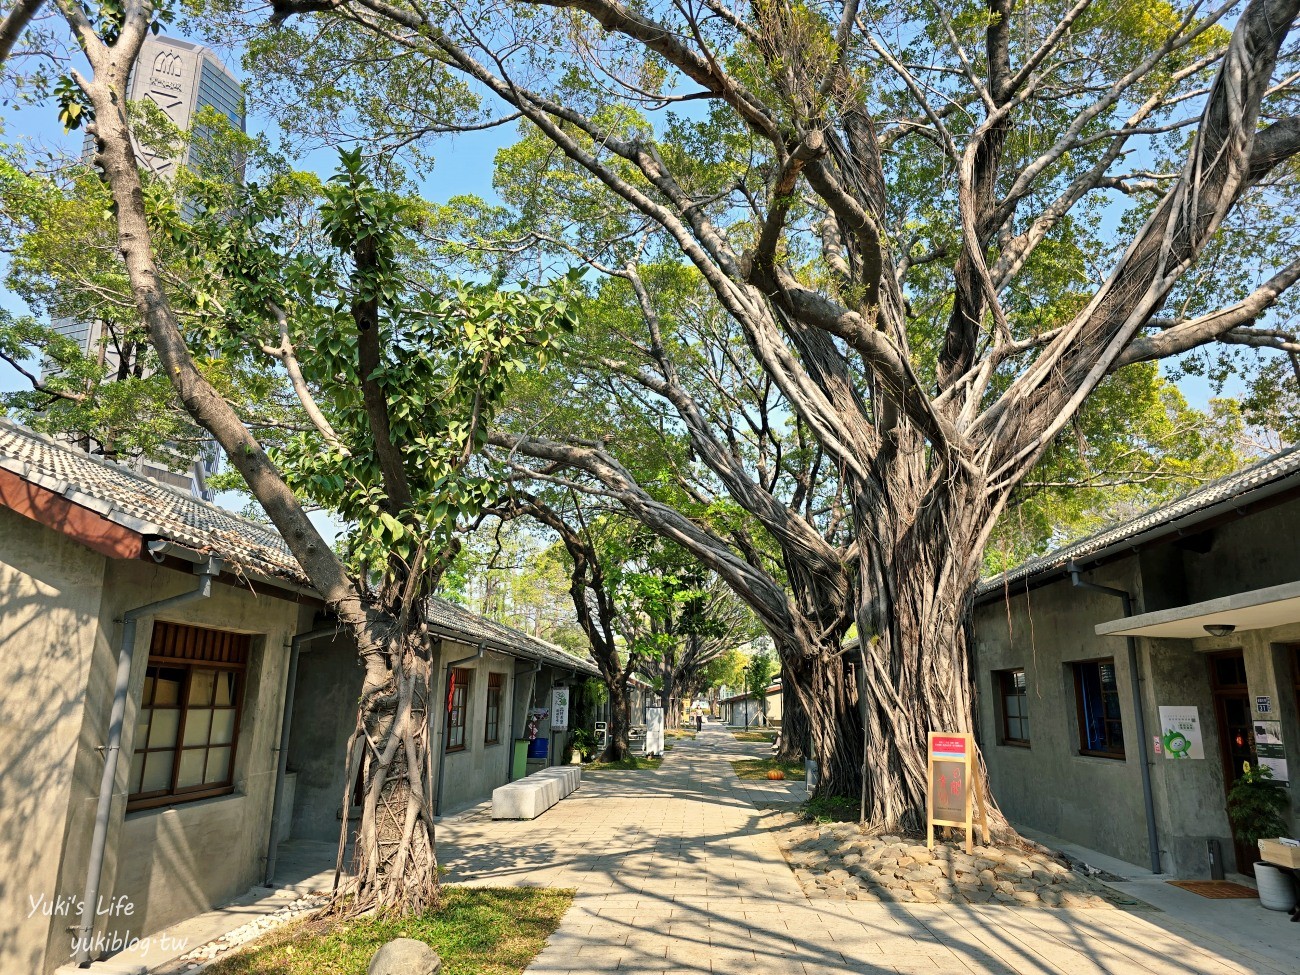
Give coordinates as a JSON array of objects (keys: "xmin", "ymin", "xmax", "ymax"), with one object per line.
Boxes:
[
  {"xmin": 1157, "ymin": 706, "xmax": 1205, "ymax": 759},
  {"xmin": 926, "ymin": 732, "xmax": 989, "ymax": 854},
  {"xmin": 1256, "ymin": 721, "xmax": 1288, "ymax": 782},
  {"xmin": 551, "ymin": 687, "xmax": 570, "ymax": 731}
]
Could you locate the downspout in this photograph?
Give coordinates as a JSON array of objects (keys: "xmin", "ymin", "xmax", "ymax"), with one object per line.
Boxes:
[
  {"xmin": 1069, "ymin": 563, "xmax": 1163, "ymax": 874},
  {"xmin": 434, "ymin": 642, "xmax": 486, "ymax": 818},
  {"xmin": 75, "ymin": 554, "xmax": 221, "ymax": 966},
  {"xmin": 263, "ymin": 623, "xmax": 337, "ymax": 886}
]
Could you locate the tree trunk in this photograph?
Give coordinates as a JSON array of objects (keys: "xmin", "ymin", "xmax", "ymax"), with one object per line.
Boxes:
[
  {"xmin": 661, "ymin": 673, "xmax": 677, "ymax": 730},
  {"xmin": 337, "ymin": 630, "xmax": 440, "ymax": 913},
  {"xmin": 786, "ymin": 651, "xmax": 861, "ymax": 799},
  {"xmin": 774, "ymin": 675, "xmax": 807, "ymax": 763},
  {"xmin": 852, "ymin": 459, "xmax": 1005, "ymax": 835},
  {"xmin": 599, "ymin": 677, "xmax": 631, "ymax": 762},
  {"xmin": 77, "ymin": 44, "xmax": 441, "ymax": 913}
]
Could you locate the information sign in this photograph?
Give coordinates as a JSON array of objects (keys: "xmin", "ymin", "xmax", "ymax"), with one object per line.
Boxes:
[
  {"xmin": 926, "ymin": 732, "xmax": 989, "ymax": 854},
  {"xmin": 551, "ymin": 687, "xmax": 570, "ymax": 731}
]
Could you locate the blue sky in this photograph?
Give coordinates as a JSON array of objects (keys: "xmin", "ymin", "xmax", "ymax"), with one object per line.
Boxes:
[{"xmin": 0, "ymin": 27, "xmax": 1236, "ymax": 459}]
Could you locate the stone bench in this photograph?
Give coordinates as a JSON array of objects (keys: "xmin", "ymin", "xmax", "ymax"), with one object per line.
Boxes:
[{"xmin": 491, "ymin": 765, "xmax": 581, "ymax": 820}]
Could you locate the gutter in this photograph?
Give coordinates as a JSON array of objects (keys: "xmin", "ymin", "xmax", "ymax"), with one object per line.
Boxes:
[
  {"xmin": 74, "ymin": 556, "xmax": 222, "ymax": 966},
  {"xmin": 147, "ymin": 539, "xmax": 319, "ymax": 601},
  {"xmin": 1070, "ymin": 563, "xmax": 1162, "ymax": 875},
  {"xmin": 263, "ymin": 622, "xmax": 337, "ymax": 886},
  {"xmin": 434, "ymin": 642, "xmax": 486, "ymax": 818}
]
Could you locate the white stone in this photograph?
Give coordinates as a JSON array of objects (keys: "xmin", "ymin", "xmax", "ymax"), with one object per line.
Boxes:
[
  {"xmin": 491, "ymin": 766, "xmax": 581, "ymax": 819},
  {"xmin": 368, "ymin": 937, "xmax": 441, "ymax": 975}
]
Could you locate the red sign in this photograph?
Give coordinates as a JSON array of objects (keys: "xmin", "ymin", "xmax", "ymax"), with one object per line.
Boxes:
[
  {"xmin": 932, "ymin": 736, "xmax": 967, "ymax": 757},
  {"xmin": 926, "ymin": 731, "xmax": 989, "ymax": 854}
]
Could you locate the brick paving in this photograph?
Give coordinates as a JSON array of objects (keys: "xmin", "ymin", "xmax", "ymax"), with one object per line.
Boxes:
[{"xmin": 435, "ymin": 723, "xmax": 1286, "ymax": 975}]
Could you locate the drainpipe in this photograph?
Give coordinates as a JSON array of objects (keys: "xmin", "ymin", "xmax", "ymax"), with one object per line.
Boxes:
[
  {"xmin": 434, "ymin": 642, "xmax": 486, "ymax": 818},
  {"xmin": 1069, "ymin": 562, "xmax": 1162, "ymax": 874},
  {"xmin": 74, "ymin": 554, "xmax": 221, "ymax": 966},
  {"xmin": 509, "ymin": 659, "xmax": 542, "ymax": 781},
  {"xmin": 263, "ymin": 623, "xmax": 337, "ymax": 886}
]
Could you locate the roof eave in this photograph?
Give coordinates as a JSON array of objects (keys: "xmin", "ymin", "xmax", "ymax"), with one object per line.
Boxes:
[{"xmin": 975, "ymin": 467, "xmax": 1300, "ymax": 604}]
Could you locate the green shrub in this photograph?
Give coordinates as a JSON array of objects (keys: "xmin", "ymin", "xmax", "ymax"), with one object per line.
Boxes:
[{"xmin": 1227, "ymin": 762, "xmax": 1291, "ymax": 848}]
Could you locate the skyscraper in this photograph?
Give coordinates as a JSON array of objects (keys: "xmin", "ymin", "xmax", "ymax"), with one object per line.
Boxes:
[{"xmin": 55, "ymin": 35, "xmax": 244, "ymax": 500}]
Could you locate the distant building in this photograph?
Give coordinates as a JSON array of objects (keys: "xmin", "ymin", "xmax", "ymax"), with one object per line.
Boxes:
[{"xmin": 54, "ymin": 36, "xmax": 244, "ymax": 500}]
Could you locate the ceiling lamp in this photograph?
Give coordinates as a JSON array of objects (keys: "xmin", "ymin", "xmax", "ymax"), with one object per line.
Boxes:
[{"xmin": 1204, "ymin": 623, "xmax": 1236, "ymax": 638}]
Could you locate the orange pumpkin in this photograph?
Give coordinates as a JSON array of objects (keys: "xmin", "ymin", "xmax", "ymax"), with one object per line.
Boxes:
[{"xmin": 766, "ymin": 769, "xmax": 786, "ymax": 780}]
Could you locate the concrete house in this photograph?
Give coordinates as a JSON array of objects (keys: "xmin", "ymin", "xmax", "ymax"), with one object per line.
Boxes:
[
  {"xmin": 720, "ymin": 680, "xmax": 783, "ymax": 727},
  {"xmin": 0, "ymin": 420, "xmax": 595, "ymax": 975},
  {"xmin": 973, "ymin": 447, "xmax": 1300, "ymax": 879}
]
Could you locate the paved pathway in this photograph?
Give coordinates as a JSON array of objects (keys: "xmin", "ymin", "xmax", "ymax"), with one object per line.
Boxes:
[{"xmin": 436, "ymin": 723, "xmax": 1289, "ymax": 975}]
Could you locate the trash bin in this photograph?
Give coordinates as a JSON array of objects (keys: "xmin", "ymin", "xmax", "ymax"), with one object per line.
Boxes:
[{"xmin": 527, "ymin": 736, "xmax": 549, "ymax": 760}]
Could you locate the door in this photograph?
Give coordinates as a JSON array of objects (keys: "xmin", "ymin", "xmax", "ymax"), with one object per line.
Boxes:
[{"xmin": 1209, "ymin": 650, "xmax": 1256, "ymax": 873}]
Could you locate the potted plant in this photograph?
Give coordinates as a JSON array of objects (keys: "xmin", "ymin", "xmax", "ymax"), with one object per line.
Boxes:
[
  {"xmin": 570, "ymin": 728, "xmax": 597, "ymax": 764},
  {"xmin": 1227, "ymin": 762, "xmax": 1293, "ymax": 910}
]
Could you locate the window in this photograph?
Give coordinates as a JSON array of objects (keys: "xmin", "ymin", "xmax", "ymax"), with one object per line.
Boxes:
[
  {"xmin": 485, "ymin": 672, "xmax": 503, "ymax": 744},
  {"xmin": 129, "ymin": 622, "xmax": 248, "ymax": 810},
  {"xmin": 446, "ymin": 668, "xmax": 471, "ymax": 752},
  {"xmin": 998, "ymin": 669, "xmax": 1030, "ymax": 746},
  {"xmin": 1074, "ymin": 658, "xmax": 1124, "ymax": 759}
]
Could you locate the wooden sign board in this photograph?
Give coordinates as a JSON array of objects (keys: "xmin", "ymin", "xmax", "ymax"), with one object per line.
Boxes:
[{"xmin": 927, "ymin": 732, "xmax": 990, "ymax": 854}]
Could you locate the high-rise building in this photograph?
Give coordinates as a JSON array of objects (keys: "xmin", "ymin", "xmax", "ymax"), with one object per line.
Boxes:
[{"xmin": 54, "ymin": 36, "xmax": 244, "ymax": 501}]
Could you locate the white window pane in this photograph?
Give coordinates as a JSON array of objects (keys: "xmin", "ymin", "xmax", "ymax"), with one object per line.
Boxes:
[
  {"xmin": 148, "ymin": 709, "xmax": 179, "ymax": 749},
  {"xmin": 205, "ymin": 746, "xmax": 231, "ymax": 783},
  {"xmin": 210, "ymin": 710, "xmax": 236, "ymax": 745},
  {"xmin": 142, "ymin": 752, "xmax": 173, "ymax": 792},
  {"xmin": 214, "ymin": 672, "xmax": 235, "ymax": 707},
  {"xmin": 184, "ymin": 708, "xmax": 213, "ymax": 747},
  {"xmin": 153, "ymin": 673, "xmax": 182, "ymax": 706},
  {"xmin": 135, "ymin": 709, "xmax": 151, "ymax": 747},
  {"xmin": 189, "ymin": 670, "xmax": 215, "ymax": 707},
  {"xmin": 177, "ymin": 749, "xmax": 205, "ymax": 788}
]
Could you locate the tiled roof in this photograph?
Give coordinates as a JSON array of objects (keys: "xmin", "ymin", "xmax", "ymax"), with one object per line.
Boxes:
[
  {"xmin": 0, "ymin": 418, "xmax": 306, "ymax": 586},
  {"xmin": 424, "ymin": 594, "xmax": 599, "ymax": 675},
  {"xmin": 977, "ymin": 445, "xmax": 1300, "ymax": 598},
  {"xmin": 0, "ymin": 419, "xmax": 625, "ymax": 675}
]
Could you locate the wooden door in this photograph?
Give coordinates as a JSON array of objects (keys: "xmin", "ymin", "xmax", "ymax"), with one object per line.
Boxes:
[{"xmin": 1209, "ymin": 650, "xmax": 1256, "ymax": 873}]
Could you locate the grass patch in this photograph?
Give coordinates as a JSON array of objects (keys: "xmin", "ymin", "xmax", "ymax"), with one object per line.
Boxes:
[
  {"xmin": 201, "ymin": 886, "xmax": 572, "ymax": 975},
  {"xmin": 803, "ymin": 793, "xmax": 859, "ymax": 823},
  {"xmin": 731, "ymin": 729, "xmax": 777, "ymax": 743},
  {"xmin": 731, "ymin": 757, "xmax": 804, "ymax": 781},
  {"xmin": 666, "ymin": 728, "xmax": 697, "ymax": 740},
  {"xmin": 585, "ymin": 754, "xmax": 663, "ymax": 771}
]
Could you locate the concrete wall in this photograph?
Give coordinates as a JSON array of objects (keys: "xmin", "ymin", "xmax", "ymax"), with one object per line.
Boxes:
[
  {"xmin": 974, "ymin": 559, "xmax": 1157, "ymax": 870},
  {"xmin": 286, "ymin": 632, "xmax": 362, "ymax": 844},
  {"xmin": 1179, "ymin": 495, "xmax": 1300, "ymax": 604},
  {"xmin": 432, "ymin": 644, "xmax": 518, "ymax": 815},
  {"xmin": 0, "ymin": 508, "xmax": 108, "ymax": 975}
]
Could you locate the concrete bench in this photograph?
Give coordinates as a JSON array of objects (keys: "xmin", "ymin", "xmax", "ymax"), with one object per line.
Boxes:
[{"xmin": 491, "ymin": 766, "xmax": 581, "ymax": 820}]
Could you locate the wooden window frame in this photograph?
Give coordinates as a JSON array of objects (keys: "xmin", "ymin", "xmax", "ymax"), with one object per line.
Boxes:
[
  {"xmin": 1073, "ymin": 658, "xmax": 1125, "ymax": 760},
  {"xmin": 128, "ymin": 623, "xmax": 249, "ymax": 812},
  {"xmin": 997, "ymin": 668, "xmax": 1030, "ymax": 747},
  {"xmin": 485, "ymin": 672, "xmax": 503, "ymax": 745},
  {"xmin": 446, "ymin": 667, "xmax": 471, "ymax": 753}
]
